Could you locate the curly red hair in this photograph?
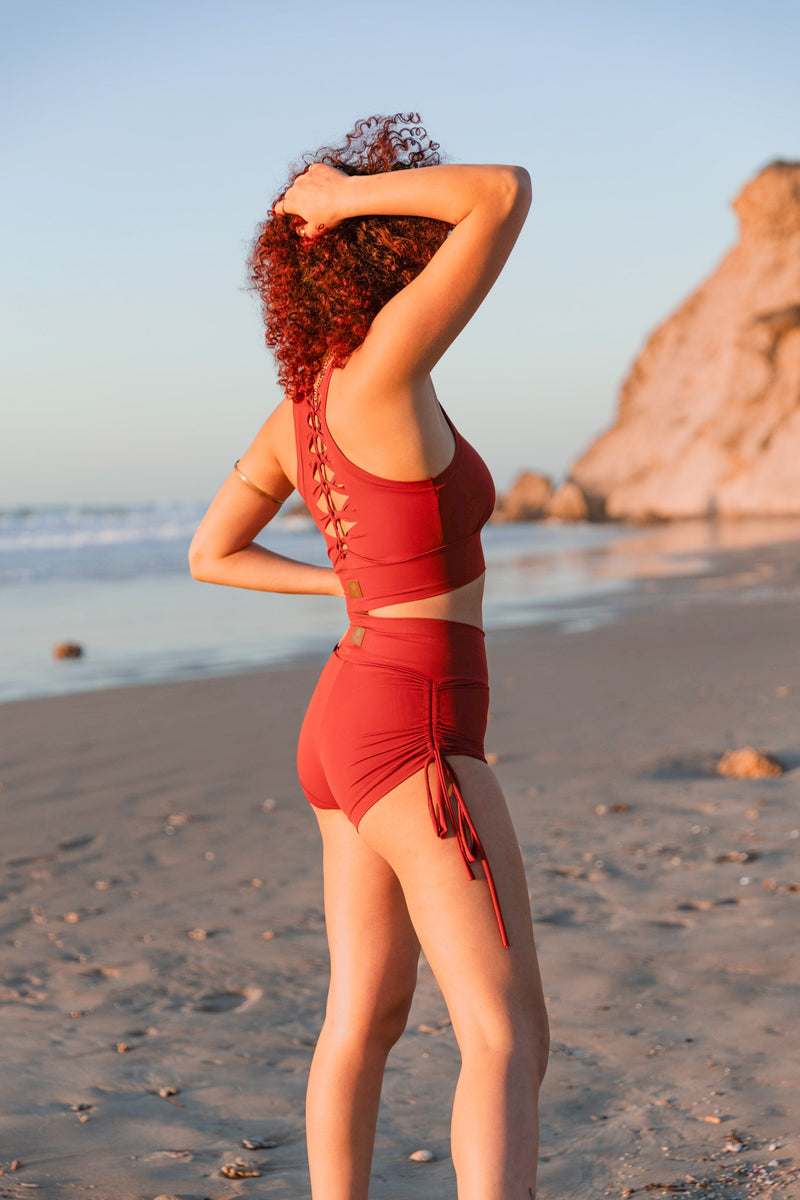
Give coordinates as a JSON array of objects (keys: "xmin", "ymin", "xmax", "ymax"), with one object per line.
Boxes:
[{"xmin": 248, "ymin": 113, "xmax": 452, "ymax": 403}]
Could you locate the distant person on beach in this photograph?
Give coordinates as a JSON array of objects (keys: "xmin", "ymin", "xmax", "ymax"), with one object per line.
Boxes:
[{"xmin": 190, "ymin": 113, "xmax": 549, "ymax": 1200}]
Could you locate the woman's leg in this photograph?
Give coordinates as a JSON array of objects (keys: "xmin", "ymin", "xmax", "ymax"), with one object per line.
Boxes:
[
  {"xmin": 358, "ymin": 756, "xmax": 549, "ymax": 1200},
  {"xmin": 307, "ymin": 807, "xmax": 421, "ymax": 1200}
]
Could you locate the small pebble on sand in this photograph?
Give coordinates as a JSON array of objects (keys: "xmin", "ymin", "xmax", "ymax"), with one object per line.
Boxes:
[
  {"xmin": 717, "ymin": 747, "xmax": 784, "ymax": 778},
  {"xmin": 409, "ymin": 1148, "xmax": 436, "ymax": 1162},
  {"xmin": 187, "ymin": 928, "xmax": 207, "ymax": 940},
  {"xmin": 154, "ymin": 1194, "xmax": 214, "ymax": 1199},
  {"xmin": 53, "ymin": 642, "xmax": 83, "ymax": 659},
  {"xmin": 221, "ymin": 1160, "xmax": 264, "ymax": 1177}
]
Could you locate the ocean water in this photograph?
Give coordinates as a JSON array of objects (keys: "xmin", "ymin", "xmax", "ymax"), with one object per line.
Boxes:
[{"xmin": 0, "ymin": 501, "xmax": 733, "ymax": 705}]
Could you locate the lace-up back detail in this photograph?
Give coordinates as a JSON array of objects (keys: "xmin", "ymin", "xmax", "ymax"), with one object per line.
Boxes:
[
  {"xmin": 306, "ymin": 360, "xmax": 357, "ymax": 560},
  {"xmin": 293, "ymin": 359, "xmax": 495, "ymax": 615}
]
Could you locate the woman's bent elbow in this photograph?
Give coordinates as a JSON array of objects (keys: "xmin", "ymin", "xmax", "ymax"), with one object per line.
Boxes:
[
  {"xmin": 505, "ymin": 165, "xmax": 532, "ymax": 215},
  {"xmin": 188, "ymin": 545, "xmax": 212, "ymax": 582}
]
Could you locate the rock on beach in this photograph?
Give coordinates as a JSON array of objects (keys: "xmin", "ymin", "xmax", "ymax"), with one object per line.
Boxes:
[
  {"xmin": 717, "ymin": 746, "xmax": 785, "ymax": 778},
  {"xmin": 493, "ymin": 470, "xmax": 553, "ymax": 521},
  {"xmin": 569, "ymin": 160, "xmax": 800, "ymax": 520},
  {"xmin": 52, "ymin": 641, "xmax": 84, "ymax": 659},
  {"xmin": 545, "ymin": 480, "xmax": 589, "ymax": 521}
]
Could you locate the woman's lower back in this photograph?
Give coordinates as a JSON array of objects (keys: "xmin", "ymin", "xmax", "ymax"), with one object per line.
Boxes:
[{"xmin": 363, "ymin": 573, "xmax": 485, "ymax": 629}]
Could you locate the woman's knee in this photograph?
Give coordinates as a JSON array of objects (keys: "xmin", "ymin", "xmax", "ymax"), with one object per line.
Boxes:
[
  {"xmin": 522, "ymin": 1007, "xmax": 550, "ymax": 1087},
  {"xmin": 325, "ymin": 987, "xmax": 415, "ymax": 1055},
  {"xmin": 458, "ymin": 997, "xmax": 550, "ymax": 1082},
  {"xmin": 368, "ymin": 988, "xmax": 415, "ymax": 1050},
  {"xmin": 534, "ymin": 1006, "xmax": 550, "ymax": 1085}
]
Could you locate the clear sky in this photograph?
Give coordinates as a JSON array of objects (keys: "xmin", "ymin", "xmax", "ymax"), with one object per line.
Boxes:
[{"xmin": 2, "ymin": 0, "xmax": 798, "ymax": 505}]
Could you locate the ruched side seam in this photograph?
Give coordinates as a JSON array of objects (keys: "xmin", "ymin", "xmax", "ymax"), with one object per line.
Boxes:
[{"xmin": 424, "ymin": 680, "xmax": 510, "ymax": 949}]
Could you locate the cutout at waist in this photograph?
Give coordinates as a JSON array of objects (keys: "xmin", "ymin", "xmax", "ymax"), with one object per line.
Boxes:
[{"xmin": 355, "ymin": 574, "xmax": 485, "ymax": 631}]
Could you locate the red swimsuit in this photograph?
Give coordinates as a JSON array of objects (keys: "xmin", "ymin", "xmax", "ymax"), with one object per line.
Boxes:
[{"xmin": 293, "ymin": 360, "xmax": 509, "ymax": 946}]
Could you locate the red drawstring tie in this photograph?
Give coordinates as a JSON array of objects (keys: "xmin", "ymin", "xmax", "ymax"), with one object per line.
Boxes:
[{"xmin": 424, "ymin": 740, "xmax": 510, "ymax": 950}]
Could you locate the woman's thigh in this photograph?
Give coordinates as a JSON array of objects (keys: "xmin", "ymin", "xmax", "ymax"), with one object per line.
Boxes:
[
  {"xmin": 357, "ymin": 757, "xmax": 547, "ymax": 1046},
  {"xmin": 314, "ymin": 808, "xmax": 421, "ymax": 1034}
]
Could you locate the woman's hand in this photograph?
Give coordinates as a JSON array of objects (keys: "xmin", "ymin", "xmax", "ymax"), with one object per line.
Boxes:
[{"xmin": 274, "ymin": 163, "xmax": 350, "ymax": 240}]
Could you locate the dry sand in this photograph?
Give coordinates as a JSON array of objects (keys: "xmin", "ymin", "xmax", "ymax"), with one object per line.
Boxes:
[{"xmin": 1, "ymin": 553, "xmax": 799, "ymax": 1199}]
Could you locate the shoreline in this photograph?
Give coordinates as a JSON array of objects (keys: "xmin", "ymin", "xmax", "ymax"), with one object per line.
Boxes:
[
  {"xmin": 5, "ymin": 511, "xmax": 800, "ymax": 709},
  {"xmin": 1, "ymin": 578, "xmax": 798, "ymax": 1197}
]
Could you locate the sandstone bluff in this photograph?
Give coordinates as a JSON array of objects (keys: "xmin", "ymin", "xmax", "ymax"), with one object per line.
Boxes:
[{"xmin": 566, "ymin": 160, "xmax": 800, "ymax": 521}]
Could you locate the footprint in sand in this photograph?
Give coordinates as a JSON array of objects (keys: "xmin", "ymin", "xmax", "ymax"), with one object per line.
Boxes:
[
  {"xmin": 57, "ymin": 834, "xmax": 97, "ymax": 852},
  {"xmin": 191, "ymin": 986, "xmax": 262, "ymax": 1013}
]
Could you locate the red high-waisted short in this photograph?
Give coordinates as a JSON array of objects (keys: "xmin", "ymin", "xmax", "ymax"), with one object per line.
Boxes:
[{"xmin": 297, "ymin": 615, "xmax": 508, "ymax": 945}]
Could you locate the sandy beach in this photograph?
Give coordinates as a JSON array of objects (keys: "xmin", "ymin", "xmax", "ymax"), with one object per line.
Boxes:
[{"xmin": 1, "ymin": 541, "xmax": 799, "ymax": 1200}]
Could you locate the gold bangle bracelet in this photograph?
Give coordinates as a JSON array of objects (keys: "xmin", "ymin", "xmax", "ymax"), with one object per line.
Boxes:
[{"xmin": 233, "ymin": 460, "xmax": 284, "ymax": 506}]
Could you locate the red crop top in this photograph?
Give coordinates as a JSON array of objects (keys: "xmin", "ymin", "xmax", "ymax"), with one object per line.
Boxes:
[{"xmin": 292, "ymin": 359, "xmax": 495, "ymax": 617}]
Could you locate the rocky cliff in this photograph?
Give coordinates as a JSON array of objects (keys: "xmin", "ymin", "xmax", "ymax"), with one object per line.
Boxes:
[{"xmin": 568, "ymin": 161, "xmax": 800, "ymax": 520}]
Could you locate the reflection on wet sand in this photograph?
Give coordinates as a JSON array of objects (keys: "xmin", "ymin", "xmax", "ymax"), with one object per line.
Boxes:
[{"xmin": 484, "ymin": 515, "xmax": 800, "ymax": 631}]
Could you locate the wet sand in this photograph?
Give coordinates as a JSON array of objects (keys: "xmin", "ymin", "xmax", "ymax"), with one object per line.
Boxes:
[{"xmin": 1, "ymin": 547, "xmax": 799, "ymax": 1198}]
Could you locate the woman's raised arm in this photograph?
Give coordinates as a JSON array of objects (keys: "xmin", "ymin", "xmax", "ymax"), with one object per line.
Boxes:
[{"xmin": 277, "ymin": 162, "xmax": 531, "ymax": 383}]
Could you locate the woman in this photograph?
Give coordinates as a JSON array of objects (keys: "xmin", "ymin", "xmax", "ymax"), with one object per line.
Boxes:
[{"xmin": 189, "ymin": 114, "xmax": 549, "ymax": 1200}]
